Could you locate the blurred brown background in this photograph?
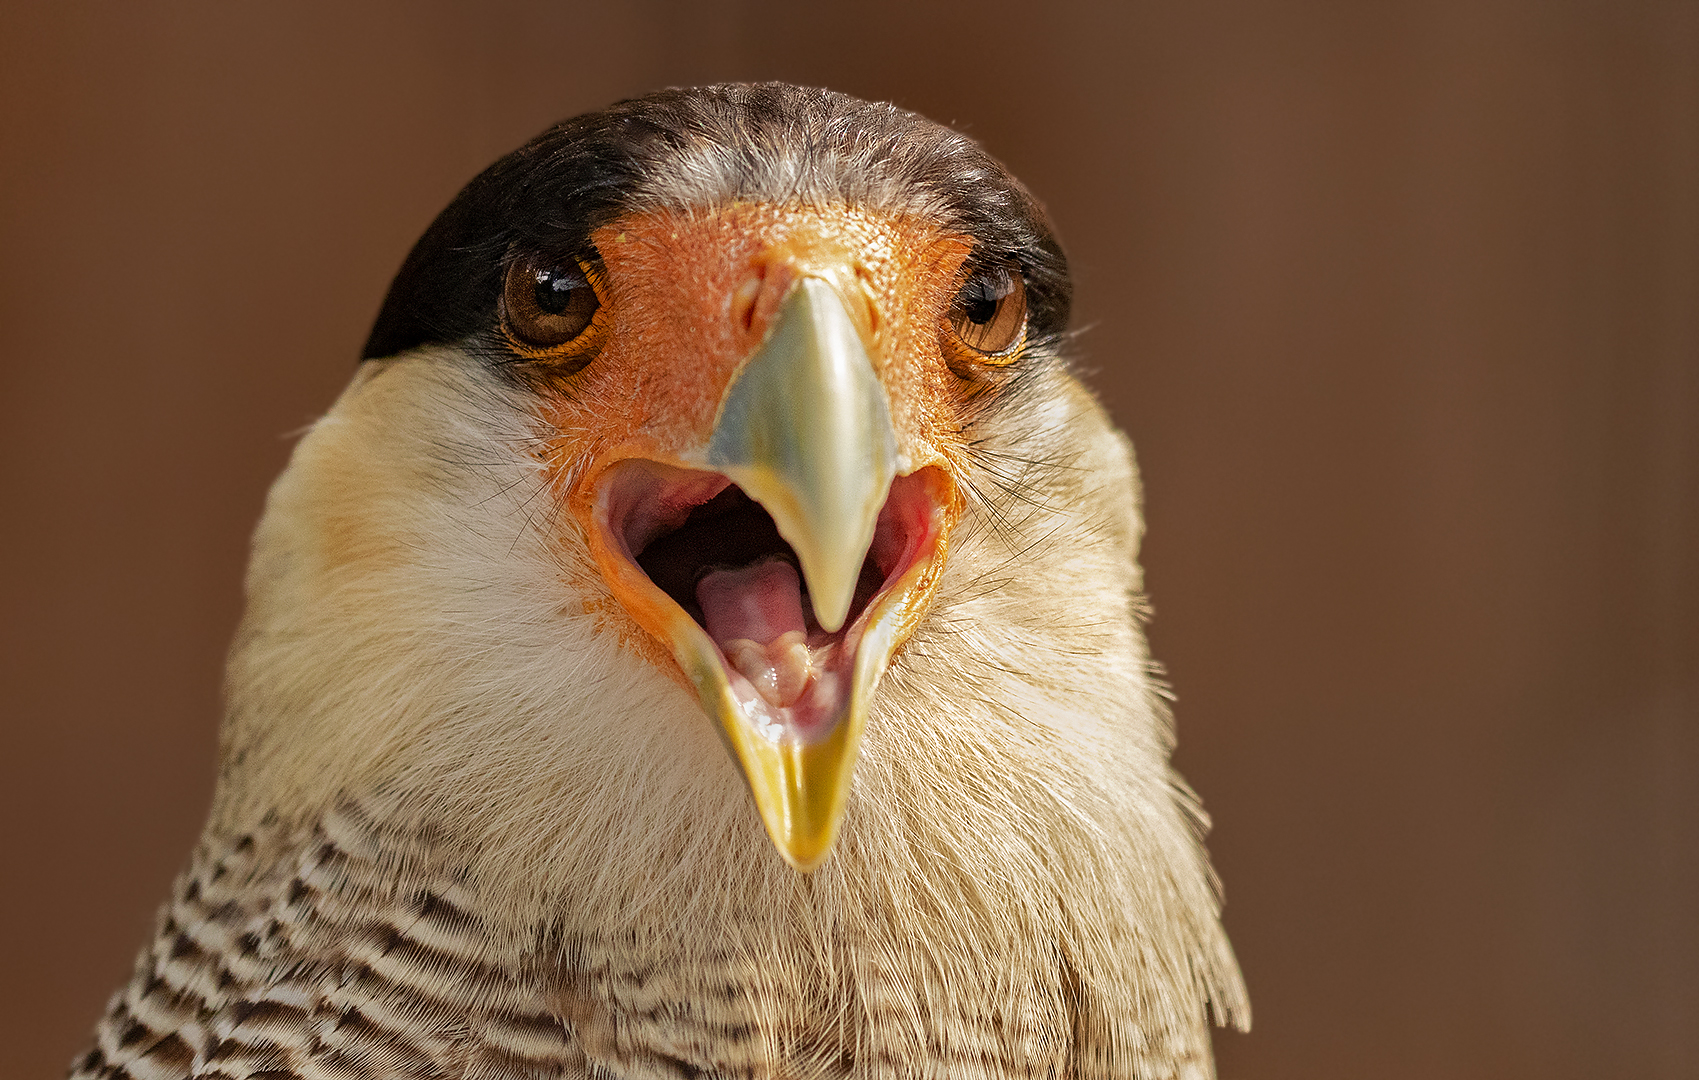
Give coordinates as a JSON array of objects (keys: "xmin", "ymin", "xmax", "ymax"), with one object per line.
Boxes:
[{"xmin": 3, "ymin": 2, "xmax": 1695, "ymax": 1077}]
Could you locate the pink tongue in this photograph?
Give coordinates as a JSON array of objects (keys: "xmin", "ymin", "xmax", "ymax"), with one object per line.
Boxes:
[
  {"xmin": 697, "ymin": 557, "xmax": 807, "ymax": 642},
  {"xmin": 696, "ymin": 557, "xmax": 813, "ymax": 708}
]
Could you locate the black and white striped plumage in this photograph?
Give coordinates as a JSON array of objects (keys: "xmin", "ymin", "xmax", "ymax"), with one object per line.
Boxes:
[{"xmin": 72, "ymin": 84, "xmax": 1246, "ymax": 1080}]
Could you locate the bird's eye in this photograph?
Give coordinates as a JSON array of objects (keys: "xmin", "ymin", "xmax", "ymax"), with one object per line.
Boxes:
[
  {"xmin": 946, "ymin": 264, "xmax": 1027, "ymax": 359},
  {"xmin": 502, "ymin": 257, "xmax": 603, "ymax": 353}
]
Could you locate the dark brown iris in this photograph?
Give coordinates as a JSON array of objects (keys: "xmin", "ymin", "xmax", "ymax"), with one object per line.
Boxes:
[
  {"xmin": 503, "ymin": 257, "xmax": 601, "ymax": 350},
  {"xmin": 947, "ymin": 264, "xmax": 1027, "ymax": 357}
]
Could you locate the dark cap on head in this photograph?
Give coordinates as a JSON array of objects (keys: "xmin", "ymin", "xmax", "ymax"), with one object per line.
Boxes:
[{"xmin": 363, "ymin": 83, "xmax": 1071, "ymax": 362}]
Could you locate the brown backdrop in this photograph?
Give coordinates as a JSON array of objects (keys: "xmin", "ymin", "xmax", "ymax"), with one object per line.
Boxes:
[{"xmin": 3, "ymin": 3, "xmax": 1694, "ymax": 1077}]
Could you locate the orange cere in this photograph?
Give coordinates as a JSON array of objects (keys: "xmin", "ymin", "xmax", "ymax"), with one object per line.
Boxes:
[
  {"xmin": 552, "ymin": 203, "xmax": 975, "ymax": 478},
  {"xmin": 552, "ymin": 203, "xmax": 976, "ymax": 671}
]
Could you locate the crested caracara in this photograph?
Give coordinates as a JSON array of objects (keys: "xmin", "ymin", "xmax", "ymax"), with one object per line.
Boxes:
[{"xmin": 72, "ymin": 83, "xmax": 1247, "ymax": 1080}]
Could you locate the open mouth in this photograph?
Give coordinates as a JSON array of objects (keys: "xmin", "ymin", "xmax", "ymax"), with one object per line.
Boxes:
[{"xmin": 591, "ymin": 459, "xmax": 951, "ymax": 744}]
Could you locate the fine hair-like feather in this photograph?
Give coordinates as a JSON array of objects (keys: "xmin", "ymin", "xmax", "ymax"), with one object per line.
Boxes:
[{"xmin": 72, "ymin": 85, "xmax": 1246, "ymax": 1080}]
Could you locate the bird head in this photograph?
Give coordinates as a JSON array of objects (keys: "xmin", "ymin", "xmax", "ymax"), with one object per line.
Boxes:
[
  {"xmin": 204, "ymin": 85, "xmax": 1245, "ymax": 1056},
  {"xmin": 226, "ymin": 85, "xmax": 1084, "ymax": 868}
]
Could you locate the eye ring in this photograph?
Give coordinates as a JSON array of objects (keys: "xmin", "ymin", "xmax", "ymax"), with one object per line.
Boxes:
[
  {"xmin": 944, "ymin": 263, "xmax": 1028, "ymax": 364},
  {"xmin": 501, "ymin": 255, "xmax": 608, "ymax": 363}
]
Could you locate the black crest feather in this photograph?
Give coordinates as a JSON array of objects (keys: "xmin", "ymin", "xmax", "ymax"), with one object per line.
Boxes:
[{"xmin": 363, "ymin": 83, "xmax": 1070, "ymax": 361}]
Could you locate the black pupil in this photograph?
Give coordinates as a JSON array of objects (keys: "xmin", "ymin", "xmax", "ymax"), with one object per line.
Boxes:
[
  {"xmin": 962, "ymin": 272, "xmax": 1008, "ymax": 325},
  {"xmin": 534, "ymin": 268, "xmax": 585, "ymax": 315}
]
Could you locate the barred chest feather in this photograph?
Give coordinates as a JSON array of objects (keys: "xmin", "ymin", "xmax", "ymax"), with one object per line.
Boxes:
[{"xmin": 73, "ymin": 802, "xmax": 1215, "ymax": 1080}]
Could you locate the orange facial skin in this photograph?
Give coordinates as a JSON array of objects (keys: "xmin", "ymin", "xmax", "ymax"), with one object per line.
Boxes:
[{"xmin": 541, "ymin": 203, "xmax": 983, "ymax": 678}]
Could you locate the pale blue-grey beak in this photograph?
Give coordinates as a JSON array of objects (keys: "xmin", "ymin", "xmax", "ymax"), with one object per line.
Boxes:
[{"xmin": 706, "ymin": 277, "xmax": 898, "ymax": 633}]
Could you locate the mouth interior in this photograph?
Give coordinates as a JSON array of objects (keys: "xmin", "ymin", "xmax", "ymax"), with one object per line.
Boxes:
[
  {"xmin": 600, "ymin": 462, "xmax": 936, "ymax": 739},
  {"xmin": 635, "ymin": 485, "xmax": 886, "ymax": 646}
]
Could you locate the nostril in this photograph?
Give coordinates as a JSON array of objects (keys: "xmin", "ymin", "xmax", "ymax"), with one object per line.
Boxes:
[
  {"xmin": 737, "ymin": 260, "xmax": 800, "ymax": 340},
  {"xmin": 732, "ymin": 274, "xmax": 762, "ymax": 333},
  {"xmin": 853, "ymin": 264, "xmax": 881, "ymax": 338}
]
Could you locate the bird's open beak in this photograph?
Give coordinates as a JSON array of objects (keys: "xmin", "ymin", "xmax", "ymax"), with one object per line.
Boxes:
[
  {"xmin": 708, "ymin": 278, "xmax": 897, "ymax": 635},
  {"xmin": 578, "ymin": 272, "xmax": 958, "ymax": 871}
]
